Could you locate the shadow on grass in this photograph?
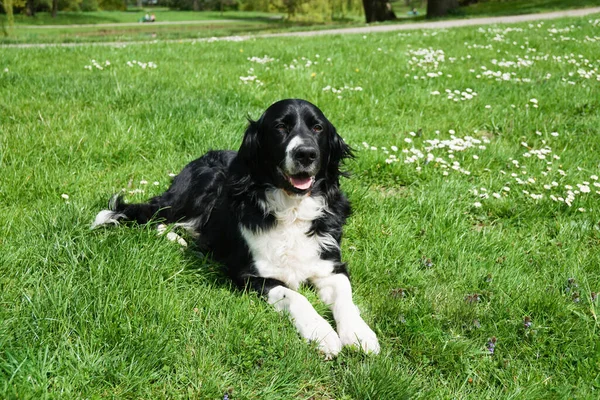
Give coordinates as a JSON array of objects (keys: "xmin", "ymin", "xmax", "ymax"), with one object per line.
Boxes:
[{"xmin": 179, "ymin": 243, "xmax": 234, "ymax": 290}]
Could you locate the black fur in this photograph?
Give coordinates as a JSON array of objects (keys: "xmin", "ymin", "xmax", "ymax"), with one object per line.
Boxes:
[{"xmin": 105, "ymin": 99, "xmax": 353, "ymax": 293}]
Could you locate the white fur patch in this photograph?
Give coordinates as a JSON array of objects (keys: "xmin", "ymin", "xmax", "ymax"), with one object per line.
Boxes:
[
  {"xmin": 242, "ymin": 190, "xmax": 337, "ymax": 289},
  {"xmin": 91, "ymin": 210, "xmax": 125, "ymax": 229},
  {"xmin": 284, "ymin": 136, "xmax": 305, "ymax": 173},
  {"xmin": 157, "ymin": 224, "xmax": 188, "ymax": 247},
  {"xmin": 312, "ymin": 274, "xmax": 380, "ymax": 354},
  {"xmin": 268, "ymin": 285, "xmax": 342, "ymax": 358},
  {"xmin": 173, "ymin": 218, "xmax": 201, "ymax": 237}
]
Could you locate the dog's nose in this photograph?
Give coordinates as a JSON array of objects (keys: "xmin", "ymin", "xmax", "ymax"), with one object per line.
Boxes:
[{"xmin": 292, "ymin": 146, "xmax": 318, "ymax": 166}]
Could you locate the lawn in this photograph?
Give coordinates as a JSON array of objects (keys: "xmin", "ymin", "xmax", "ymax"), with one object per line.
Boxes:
[
  {"xmin": 10, "ymin": 9, "xmax": 283, "ymax": 25},
  {"xmin": 1, "ymin": 12, "xmax": 600, "ymax": 398},
  {"xmin": 2, "ymin": 9, "xmax": 290, "ymax": 45},
  {"xmin": 459, "ymin": 0, "xmax": 600, "ymax": 17}
]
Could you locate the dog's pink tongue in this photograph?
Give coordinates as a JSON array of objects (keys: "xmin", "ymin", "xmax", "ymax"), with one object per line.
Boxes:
[{"xmin": 290, "ymin": 176, "xmax": 313, "ymax": 190}]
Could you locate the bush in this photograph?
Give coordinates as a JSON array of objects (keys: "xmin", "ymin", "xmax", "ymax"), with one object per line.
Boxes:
[
  {"xmin": 98, "ymin": 0, "xmax": 125, "ymax": 10},
  {"xmin": 81, "ymin": 0, "xmax": 99, "ymax": 11},
  {"xmin": 238, "ymin": 0, "xmax": 363, "ymax": 20}
]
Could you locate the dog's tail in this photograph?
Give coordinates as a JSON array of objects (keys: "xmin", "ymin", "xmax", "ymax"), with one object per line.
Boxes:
[{"xmin": 91, "ymin": 194, "xmax": 166, "ymax": 229}]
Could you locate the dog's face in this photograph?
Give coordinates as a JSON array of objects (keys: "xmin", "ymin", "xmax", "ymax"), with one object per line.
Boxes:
[{"xmin": 239, "ymin": 99, "xmax": 351, "ymax": 195}]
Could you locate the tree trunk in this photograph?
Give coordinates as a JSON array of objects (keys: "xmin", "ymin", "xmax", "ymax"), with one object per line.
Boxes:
[
  {"xmin": 193, "ymin": 0, "xmax": 200, "ymax": 11},
  {"xmin": 426, "ymin": 0, "xmax": 458, "ymax": 18},
  {"xmin": 362, "ymin": 0, "xmax": 396, "ymax": 23},
  {"xmin": 137, "ymin": 0, "xmax": 142, "ymax": 8},
  {"xmin": 26, "ymin": 0, "xmax": 36, "ymax": 16},
  {"xmin": 51, "ymin": 0, "xmax": 58, "ymax": 18},
  {"xmin": 3, "ymin": 0, "xmax": 14, "ymax": 28}
]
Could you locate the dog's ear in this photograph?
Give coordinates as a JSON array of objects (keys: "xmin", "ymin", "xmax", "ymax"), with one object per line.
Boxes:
[
  {"xmin": 326, "ymin": 121, "xmax": 353, "ymax": 180},
  {"xmin": 238, "ymin": 118, "xmax": 260, "ymax": 168}
]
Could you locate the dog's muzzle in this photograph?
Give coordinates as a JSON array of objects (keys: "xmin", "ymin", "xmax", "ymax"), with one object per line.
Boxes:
[{"xmin": 283, "ymin": 144, "xmax": 320, "ymax": 191}]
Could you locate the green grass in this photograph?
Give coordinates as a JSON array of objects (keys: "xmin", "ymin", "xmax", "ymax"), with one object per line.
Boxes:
[
  {"xmin": 2, "ymin": 12, "xmax": 600, "ymax": 398},
  {"xmin": 11, "ymin": 9, "xmax": 283, "ymax": 25},
  {"xmin": 2, "ymin": 20, "xmax": 283, "ymax": 45}
]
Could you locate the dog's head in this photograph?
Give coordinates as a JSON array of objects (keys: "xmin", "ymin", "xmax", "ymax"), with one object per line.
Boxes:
[{"xmin": 238, "ymin": 99, "xmax": 352, "ymax": 195}]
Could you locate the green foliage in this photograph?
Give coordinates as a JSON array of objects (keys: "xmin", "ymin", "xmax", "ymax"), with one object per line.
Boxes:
[
  {"xmin": 80, "ymin": 0, "xmax": 98, "ymax": 10},
  {"xmin": 1, "ymin": 0, "xmax": 15, "ymax": 28},
  {"xmin": 98, "ymin": 0, "xmax": 124, "ymax": 10},
  {"xmin": 58, "ymin": 0, "xmax": 82, "ymax": 11},
  {"xmin": 238, "ymin": 0, "xmax": 268, "ymax": 11},
  {"xmin": 239, "ymin": 0, "xmax": 364, "ymax": 21}
]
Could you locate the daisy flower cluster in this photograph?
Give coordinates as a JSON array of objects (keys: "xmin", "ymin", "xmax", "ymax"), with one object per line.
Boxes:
[
  {"xmin": 490, "ymin": 57, "xmax": 534, "ymax": 69},
  {"xmin": 322, "ymin": 85, "xmax": 363, "ymax": 99},
  {"xmin": 477, "ymin": 26, "xmax": 525, "ymax": 41},
  {"xmin": 467, "ymin": 135, "xmax": 600, "ymax": 209},
  {"xmin": 407, "ymin": 48, "xmax": 445, "ymax": 71},
  {"xmin": 463, "ymin": 42, "xmax": 494, "ymax": 50},
  {"xmin": 473, "ymin": 66, "xmax": 532, "ymax": 83},
  {"xmin": 284, "ymin": 55, "xmax": 328, "ymax": 70},
  {"xmin": 126, "ymin": 60, "xmax": 157, "ymax": 69},
  {"xmin": 364, "ymin": 130, "xmax": 489, "ymax": 177},
  {"xmin": 84, "ymin": 59, "xmax": 111, "ymax": 71},
  {"xmin": 359, "ymin": 124, "xmax": 599, "ymax": 210},
  {"xmin": 84, "ymin": 60, "xmax": 158, "ymax": 71},
  {"xmin": 239, "ymin": 68, "xmax": 264, "ymax": 86},
  {"xmin": 431, "ymin": 88, "xmax": 477, "ymax": 102},
  {"xmin": 247, "ymin": 55, "xmax": 275, "ymax": 64},
  {"xmin": 204, "ymin": 36, "xmax": 245, "ymax": 43}
]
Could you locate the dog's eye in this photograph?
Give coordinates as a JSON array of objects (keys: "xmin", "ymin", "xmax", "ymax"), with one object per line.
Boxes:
[
  {"xmin": 275, "ymin": 123, "xmax": 287, "ymax": 132},
  {"xmin": 312, "ymin": 124, "xmax": 323, "ymax": 133}
]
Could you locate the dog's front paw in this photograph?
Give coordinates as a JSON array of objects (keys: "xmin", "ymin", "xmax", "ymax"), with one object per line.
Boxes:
[
  {"xmin": 338, "ymin": 318, "xmax": 380, "ymax": 354},
  {"xmin": 305, "ymin": 317, "xmax": 342, "ymax": 359}
]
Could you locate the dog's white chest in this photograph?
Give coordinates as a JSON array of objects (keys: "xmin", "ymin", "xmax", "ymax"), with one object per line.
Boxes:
[{"xmin": 240, "ymin": 191, "xmax": 335, "ymax": 290}]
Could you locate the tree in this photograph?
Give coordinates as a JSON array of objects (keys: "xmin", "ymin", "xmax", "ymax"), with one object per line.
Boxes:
[
  {"xmin": 51, "ymin": 0, "xmax": 58, "ymax": 17},
  {"xmin": 426, "ymin": 0, "xmax": 458, "ymax": 18},
  {"xmin": 362, "ymin": 0, "xmax": 395, "ymax": 23},
  {"xmin": 26, "ymin": 0, "xmax": 35, "ymax": 16},
  {"xmin": 1, "ymin": 0, "xmax": 14, "ymax": 29}
]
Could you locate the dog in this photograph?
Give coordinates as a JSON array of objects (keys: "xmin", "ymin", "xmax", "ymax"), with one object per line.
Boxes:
[{"xmin": 93, "ymin": 99, "xmax": 380, "ymax": 357}]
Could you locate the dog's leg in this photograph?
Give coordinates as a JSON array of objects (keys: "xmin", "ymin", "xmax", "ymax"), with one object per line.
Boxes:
[
  {"xmin": 312, "ymin": 273, "xmax": 380, "ymax": 354},
  {"xmin": 268, "ymin": 286, "xmax": 342, "ymax": 358},
  {"xmin": 247, "ymin": 278, "xmax": 341, "ymax": 358}
]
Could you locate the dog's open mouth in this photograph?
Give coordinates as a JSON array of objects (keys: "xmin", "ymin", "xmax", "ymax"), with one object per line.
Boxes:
[{"xmin": 287, "ymin": 173, "xmax": 315, "ymax": 191}]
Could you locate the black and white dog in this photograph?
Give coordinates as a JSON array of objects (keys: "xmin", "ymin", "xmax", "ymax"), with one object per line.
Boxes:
[{"xmin": 93, "ymin": 99, "xmax": 379, "ymax": 357}]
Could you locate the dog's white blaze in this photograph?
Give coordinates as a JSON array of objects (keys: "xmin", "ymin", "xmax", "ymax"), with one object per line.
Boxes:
[
  {"xmin": 91, "ymin": 210, "xmax": 125, "ymax": 229},
  {"xmin": 242, "ymin": 190, "xmax": 338, "ymax": 290},
  {"xmin": 312, "ymin": 274, "xmax": 380, "ymax": 354},
  {"xmin": 284, "ymin": 136, "xmax": 305, "ymax": 173},
  {"xmin": 267, "ymin": 285, "xmax": 342, "ymax": 357}
]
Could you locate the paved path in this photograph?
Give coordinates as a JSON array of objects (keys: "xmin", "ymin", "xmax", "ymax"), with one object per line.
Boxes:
[{"xmin": 3, "ymin": 7, "xmax": 600, "ymax": 49}]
